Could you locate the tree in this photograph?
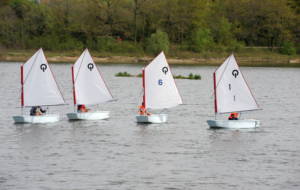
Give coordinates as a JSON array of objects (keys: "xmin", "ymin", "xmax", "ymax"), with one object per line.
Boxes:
[
  {"xmin": 145, "ymin": 30, "xmax": 169, "ymax": 54},
  {"xmin": 189, "ymin": 28, "xmax": 214, "ymax": 52}
]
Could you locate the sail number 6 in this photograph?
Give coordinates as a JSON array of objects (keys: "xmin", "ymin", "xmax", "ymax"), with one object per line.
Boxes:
[{"xmin": 158, "ymin": 79, "xmax": 163, "ymax": 86}]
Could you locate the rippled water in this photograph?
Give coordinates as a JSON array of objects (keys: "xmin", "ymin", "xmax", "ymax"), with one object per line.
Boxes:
[{"xmin": 0, "ymin": 62, "xmax": 300, "ymax": 190}]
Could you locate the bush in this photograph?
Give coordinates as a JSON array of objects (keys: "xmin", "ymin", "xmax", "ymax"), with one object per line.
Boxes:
[
  {"xmin": 145, "ymin": 30, "xmax": 170, "ymax": 54},
  {"xmin": 279, "ymin": 41, "xmax": 296, "ymax": 55},
  {"xmin": 59, "ymin": 36, "xmax": 84, "ymax": 50},
  {"xmin": 173, "ymin": 73, "xmax": 201, "ymax": 80},
  {"xmin": 111, "ymin": 41, "xmax": 143, "ymax": 54},
  {"xmin": 189, "ymin": 28, "xmax": 214, "ymax": 52},
  {"xmin": 27, "ymin": 34, "xmax": 83, "ymax": 51},
  {"xmin": 210, "ymin": 17, "xmax": 234, "ymax": 47},
  {"xmin": 87, "ymin": 36, "xmax": 115, "ymax": 52},
  {"xmin": 115, "ymin": 71, "xmax": 133, "ymax": 77},
  {"xmin": 225, "ymin": 40, "xmax": 244, "ymax": 52},
  {"xmin": 87, "ymin": 36, "xmax": 143, "ymax": 54}
]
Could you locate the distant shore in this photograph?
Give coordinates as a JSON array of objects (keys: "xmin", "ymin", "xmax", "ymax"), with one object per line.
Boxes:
[{"xmin": 1, "ymin": 49, "xmax": 300, "ymax": 67}]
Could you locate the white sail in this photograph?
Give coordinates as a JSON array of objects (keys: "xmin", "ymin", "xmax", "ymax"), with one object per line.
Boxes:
[
  {"xmin": 23, "ymin": 49, "xmax": 65, "ymax": 107},
  {"xmin": 214, "ymin": 54, "xmax": 259, "ymax": 113},
  {"xmin": 144, "ymin": 51, "xmax": 182, "ymax": 109},
  {"xmin": 73, "ymin": 49, "xmax": 113, "ymax": 105}
]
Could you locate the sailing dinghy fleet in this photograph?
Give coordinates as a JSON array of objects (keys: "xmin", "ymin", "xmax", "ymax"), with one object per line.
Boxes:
[{"xmin": 12, "ymin": 49, "xmax": 260, "ymax": 129}]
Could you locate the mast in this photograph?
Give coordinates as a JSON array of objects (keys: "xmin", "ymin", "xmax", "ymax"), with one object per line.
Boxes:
[
  {"xmin": 71, "ymin": 66, "xmax": 77, "ymax": 109},
  {"xmin": 21, "ymin": 64, "xmax": 24, "ymax": 107},
  {"xmin": 142, "ymin": 69, "xmax": 146, "ymax": 109},
  {"xmin": 213, "ymin": 72, "xmax": 217, "ymax": 114},
  {"xmin": 213, "ymin": 72, "xmax": 218, "ymax": 119}
]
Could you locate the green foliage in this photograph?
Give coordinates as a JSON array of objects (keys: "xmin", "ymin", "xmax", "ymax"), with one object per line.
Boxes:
[
  {"xmin": 174, "ymin": 73, "xmax": 201, "ymax": 80},
  {"xmin": 189, "ymin": 28, "xmax": 214, "ymax": 52},
  {"xmin": 145, "ymin": 30, "xmax": 170, "ymax": 55},
  {"xmin": 279, "ymin": 41, "xmax": 296, "ymax": 55},
  {"xmin": 188, "ymin": 73, "xmax": 201, "ymax": 80},
  {"xmin": 115, "ymin": 71, "xmax": 201, "ymax": 80},
  {"xmin": 0, "ymin": 0, "xmax": 299, "ymax": 54},
  {"xmin": 226, "ymin": 40, "xmax": 245, "ymax": 52},
  {"xmin": 87, "ymin": 36, "xmax": 116, "ymax": 52},
  {"xmin": 27, "ymin": 35, "xmax": 83, "ymax": 51},
  {"xmin": 111, "ymin": 41, "xmax": 143, "ymax": 54},
  {"xmin": 213, "ymin": 17, "xmax": 233, "ymax": 46},
  {"xmin": 115, "ymin": 72, "xmax": 134, "ymax": 77},
  {"xmin": 9, "ymin": 0, "xmax": 32, "ymax": 19},
  {"xmin": 87, "ymin": 36, "xmax": 143, "ymax": 54}
]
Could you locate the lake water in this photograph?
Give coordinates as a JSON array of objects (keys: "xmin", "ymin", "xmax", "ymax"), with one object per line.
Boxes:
[{"xmin": 0, "ymin": 62, "xmax": 299, "ymax": 190}]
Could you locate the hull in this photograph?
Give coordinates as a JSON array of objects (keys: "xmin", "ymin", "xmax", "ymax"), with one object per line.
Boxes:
[
  {"xmin": 207, "ymin": 119, "xmax": 260, "ymax": 129},
  {"xmin": 13, "ymin": 114, "xmax": 60, "ymax": 124},
  {"xmin": 136, "ymin": 114, "xmax": 168, "ymax": 124},
  {"xmin": 66, "ymin": 111, "xmax": 110, "ymax": 120}
]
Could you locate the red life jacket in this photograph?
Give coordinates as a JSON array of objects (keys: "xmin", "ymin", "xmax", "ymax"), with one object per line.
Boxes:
[{"xmin": 229, "ymin": 112, "xmax": 239, "ymax": 119}]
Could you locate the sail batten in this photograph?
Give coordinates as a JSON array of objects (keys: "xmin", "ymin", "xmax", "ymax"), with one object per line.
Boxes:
[
  {"xmin": 144, "ymin": 51, "xmax": 182, "ymax": 109},
  {"xmin": 73, "ymin": 49, "xmax": 113, "ymax": 105},
  {"xmin": 214, "ymin": 54, "xmax": 259, "ymax": 113},
  {"xmin": 22, "ymin": 49, "xmax": 65, "ymax": 107}
]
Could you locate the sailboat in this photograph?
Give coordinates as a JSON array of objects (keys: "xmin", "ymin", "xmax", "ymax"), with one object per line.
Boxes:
[
  {"xmin": 207, "ymin": 54, "xmax": 260, "ymax": 129},
  {"xmin": 13, "ymin": 49, "xmax": 65, "ymax": 123},
  {"xmin": 66, "ymin": 49, "xmax": 113, "ymax": 120},
  {"xmin": 136, "ymin": 51, "xmax": 182, "ymax": 123}
]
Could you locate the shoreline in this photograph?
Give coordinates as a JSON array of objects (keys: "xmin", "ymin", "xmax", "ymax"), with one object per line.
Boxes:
[{"xmin": 1, "ymin": 50, "xmax": 300, "ymax": 67}]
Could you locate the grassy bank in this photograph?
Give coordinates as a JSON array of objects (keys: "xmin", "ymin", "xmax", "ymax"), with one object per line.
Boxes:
[{"xmin": 0, "ymin": 48, "xmax": 299, "ymax": 67}]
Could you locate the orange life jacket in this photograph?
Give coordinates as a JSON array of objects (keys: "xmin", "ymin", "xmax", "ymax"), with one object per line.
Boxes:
[{"xmin": 139, "ymin": 105, "xmax": 146, "ymax": 115}]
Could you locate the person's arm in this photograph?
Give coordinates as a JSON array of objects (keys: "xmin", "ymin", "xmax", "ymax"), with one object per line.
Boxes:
[{"xmin": 30, "ymin": 108, "xmax": 35, "ymax": 116}]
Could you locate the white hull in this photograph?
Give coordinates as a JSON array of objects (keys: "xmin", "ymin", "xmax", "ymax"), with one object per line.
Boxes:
[
  {"xmin": 66, "ymin": 111, "xmax": 110, "ymax": 120},
  {"xmin": 136, "ymin": 114, "xmax": 168, "ymax": 124},
  {"xmin": 207, "ymin": 119, "xmax": 260, "ymax": 129},
  {"xmin": 13, "ymin": 114, "xmax": 60, "ymax": 124}
]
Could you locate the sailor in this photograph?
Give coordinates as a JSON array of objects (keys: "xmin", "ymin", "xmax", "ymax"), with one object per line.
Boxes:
[
  {"xmin": 77, "ymin": 104, "xmax": 89, "ymax": 112},
  {"xmin": 139, "ymin": 103, "xmax": 151, "ymax": 116},
  {"xmin": 30, "ymin": 106, "xmax": 46, "ymax": 116},
  {"xmin": 228, "ymin": 112, "xmax": 239, "ymax": 120}
]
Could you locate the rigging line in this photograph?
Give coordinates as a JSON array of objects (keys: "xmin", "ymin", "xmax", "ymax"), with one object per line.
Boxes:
[
  {"xmin": 99, "ymin": 102, "xmax": 209, "ymax": 106},
  {"xmin": 133, "ymin": 88, "xmax": 144, "ymax": 106},
  {"xmin": 215, "ymin": 55, "xmax": 232, "ymax": 89},
  {"xmin": 238, "ymin": 65, "xmax": 261, "ymax": 108},
  {"xmin": 217, "ymin": 108, "xmax": 262, "ymax": 114},
  {"xmin": 209, "ymin": 88, "xmax": 216, "ymax": 98},
  {"xmin": 167, "ymin": 59, "xmax": 183, "ymax": 103},
  {"xmin": 95, "ymin": 62, "xmax": 114, "ymax": 99},
  {"xmin": 208, "ymin": 55, "xmax": 232, "ymax": 98},
  {"xmin": 18, "ymin": 103, "xmax": 69, "ymax": 108},
  {"xmin": 138, "ymin": 88, "xmax": 143, "ymax": 98},
  {"xmin": 74, "ymin": 49, "xmax": 87, "ymax": 83},
  {"xmin": 48, "ymin": 58, "xmax": 66, "ymax": 103},
  {"xmin": 23, "ymin": 50, "xmax": 40, "ymax": 84}
]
